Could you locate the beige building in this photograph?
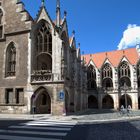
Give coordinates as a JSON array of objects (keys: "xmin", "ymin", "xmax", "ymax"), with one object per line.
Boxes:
[
  {"xmin": 82, "ymin": 47, "xmax": 140, "ymax": 110},
  {"xmin": 0, "ymin": 0, "xmax": 87, "ymax": 115}
]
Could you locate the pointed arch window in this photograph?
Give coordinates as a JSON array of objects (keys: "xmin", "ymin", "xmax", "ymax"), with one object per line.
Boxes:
[
  {"xmin": 87, "ymin": 65, "xmax": 96, "ymax": 80},
  {"xmin": 87, "ymin": 65, "xmax": 97, "ymax": 90},
  {"xmin": 119, "ymin": 61, "xmax": 130, "ymax": 78},
  {"xmin": 6, "ymin": 43, "xmax": 16, "ymax": 77},
  {"xmin": 0, "ymin": 8, "xmax": 3, "ymax": 38},
  {"xmin": 118, "ymin": 61, "xmax": 131, "ymax": 87},
  {"xmin": 101, "ymin": 63, "xmax": 113, "ymax": 88},
  {"xmin": 102, "ymin": 63, "xmax": 112, "ymax": 79},
  {"xmin": 37, "ymin": 22, "xmax": 52, "ymax": 55},
  {"xmin": 137, "ymin": 62, "xmax": 140, "ymax": 87}
]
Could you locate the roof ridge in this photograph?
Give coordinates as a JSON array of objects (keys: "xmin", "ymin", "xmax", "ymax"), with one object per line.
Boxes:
[{"xmin": 82, "ymin": 47, "xmax": 136, "ymax": 56}]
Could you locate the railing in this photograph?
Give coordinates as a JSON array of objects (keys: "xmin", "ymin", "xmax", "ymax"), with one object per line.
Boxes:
[{"xmin": 31, "ymin": 70, "xmax": 62, "ymax": 83}]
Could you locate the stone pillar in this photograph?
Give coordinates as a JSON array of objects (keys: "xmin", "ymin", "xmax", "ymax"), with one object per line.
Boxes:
[
  {"xmin": 132, "ymin": 93, "xmax": 138, "ymax": 109},
  {"xmin": 98, "ymin": 91, "xmax": 102, "ymax": 109},
  {"xmin": 113, "ymin": 94, "xmax": 119, "ymax": 110}
]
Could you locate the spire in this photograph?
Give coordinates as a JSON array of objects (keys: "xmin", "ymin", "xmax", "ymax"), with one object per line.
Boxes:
[
  {"xmin": 72, "ymin": 30, "xmax": 75, "ymax": 37},
  {"xmin": 41, "ymin": 0, "xmax": 45, "ymax": 6},
  {"xmin": 64, "ymin": 10, "xmax": 67, "ymax": 19},
  {"xmin": 56, "ymin": 0, "xmax": 61, "ymax": 27}
]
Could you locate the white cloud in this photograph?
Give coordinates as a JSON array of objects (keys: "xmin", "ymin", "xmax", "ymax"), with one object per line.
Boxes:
[{"xmin": 117, "ymin": 24, "xmax": 140, "ymax": 50}]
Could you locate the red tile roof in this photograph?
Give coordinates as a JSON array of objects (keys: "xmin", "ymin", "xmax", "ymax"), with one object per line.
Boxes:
[{"xmin": 82, "ymin": 48, "xmax": 139, "ymax": 68}]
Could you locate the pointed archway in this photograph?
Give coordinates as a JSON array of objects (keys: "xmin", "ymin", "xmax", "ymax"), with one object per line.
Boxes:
[
  {"xmin": 138, "ymin": 97, "xmax": 140, "ymax": 109},
  {"xmin": 31, "ymin": 87, "xmax": 51, "ymax": 114},
  {"xmin": 88, "ymin": 95, "xmax": 98, "ymax": 109},
  {"xmin": 102, "ymin": 95, "xmax": 114, "ymax": 109},
  {"xmin": 120, "ymin": 94, "xmax": 132, "ymax": 108}
]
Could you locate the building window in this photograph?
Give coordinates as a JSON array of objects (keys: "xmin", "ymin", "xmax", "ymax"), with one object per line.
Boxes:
[
  {"xmin": 5, "ymin": 42, "xmax": 16, "ymax": 77},
  {"xmin": 102, "ymin": 63, "xmax": 112, "ymax": 79},
  {"xmin": 87, "ymin": 65, "xmax": 96, "ymax": 80},
  {"xmin": 15, "ymin": 88, "xmax": 24, "ymax": 104},
  {"xmin": 119, "ymin": 61, "xmax": 131, "ymax": 87},
  {"xmin": 137, "ymin": 62, "xmax": 140, "ymax": 88},
  {"xmin": 37, "ymin": 22, "xmax": 52, "ymax": 55},
  {"xmin": 119, "ymin": 61, "xmax": 130, "ymax": 78},
  {"xmin": 101, "ymin": 63, "xmax": 113, "ymax": 88},
  {"xmin": 35, "ymin": 21, "xmax": 52, "ymax": 72},
  {"xmin": 87, "ymin": 65, "xmax": 97, "ymax": 90},
  {"xmin": 0, "ymin": 8, "xmax": 3, "ymax": 38},
  {"xmin": 5, "ymin": 89, "xmax": 13, "ymax": 104}
]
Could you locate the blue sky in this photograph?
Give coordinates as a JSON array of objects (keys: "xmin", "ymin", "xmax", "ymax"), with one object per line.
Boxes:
[{"xmin": 22, "ymin": 0, "xmax": 140, "ymax": 54}]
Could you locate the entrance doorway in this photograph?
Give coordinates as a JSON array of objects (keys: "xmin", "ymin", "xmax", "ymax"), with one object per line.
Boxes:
[
  {"xmin": 88, "ymin": 95, "xmax": 98, "ymax": 108},
  {"xmin": 120, "ymin": 94, "xmax": 132, "ymax": 108},
  {"xmin": 102, "ymin": 95, "xmax": 114, "ymax": 109},
  {"xmin": 31, "ymin": 87, "xmax": 51, "ymax": 114}
]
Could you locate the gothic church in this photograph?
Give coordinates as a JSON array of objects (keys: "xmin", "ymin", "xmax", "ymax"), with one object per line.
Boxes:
[{"xmin": 0, "ymin": 0, "xmax": 87, "ymax": 115}]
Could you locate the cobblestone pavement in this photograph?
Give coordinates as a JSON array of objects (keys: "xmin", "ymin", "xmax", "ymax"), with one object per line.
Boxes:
[
  {"xmin": 86, "ymin": 120, "xmax": 140, "ymax": 140},
  {"xmin": 68, "ymin": 109, "xmax": 140, "ymax": 122},
  {"xmin": 0, "ymin": 109, "xmax": 140, "ymax": 122}
]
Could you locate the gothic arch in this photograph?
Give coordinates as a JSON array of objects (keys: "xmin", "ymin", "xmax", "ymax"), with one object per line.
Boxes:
[
  {"xmin": 120, "ymin": 94, "xmax": 132, "ymax": 108},
  {"xmin": 87, "ymin": 64, "xmax": 97, "ymax": 90},
  {"xmin": 0, "ymin": 8, "xmax": 3, "ymax": 38},
  {"xmin": 102, "ymin": 78, "xmax": 113, "ymax": 88},
  {"xmin": 137, "ymin": 61, "xmax": 140, "ymax": 88},
  {"xmin": 101, "ymin": 63, "xmax": 113, "ymax": 88},
  {"xmin": 33, "ymin": 20, "xmax": 52, "ymax": 72},
  {"xmin": 31, "ymin": 87, "xmax": 51, "ymax": 114},
  {"xmin": 118, "ymin": 61, "xmax": 131, "ymax": 87},
  {"xmin": 138, "ymin": 97, "xmax": 140, "ymax": 109},
  {"xmin": 102, "ymin": 95, "xmax": 114, "ymax": 109},
  {"xmin": 88, "ymin": 95, "xmax": 98, "ymax": 108},
  {"xmin": 5, "ymin": 42, "xmax": 16, "ymax": 77}
]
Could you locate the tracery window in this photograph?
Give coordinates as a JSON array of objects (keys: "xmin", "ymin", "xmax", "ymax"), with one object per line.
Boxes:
[
  {"xmin": 35, "ymin": 21, "xmax": 52, "ymax": 72},
  {"xmin": 137, "ymin": 62, "xmax": 140, "ymax": 78},
  {"xmin": 37, "ymin": 22, "xmax": 52, "ymax": 55},
  {"xmin": 87, "ymin": 65, "xmax": 97, "ymax": 89},
  {"xmin": 137, "ymin": 62, "xmax": 140, "ymax": 87},
  {"xmin": 102, "ymin": 63, "xmax": 112, "ymax": 79},
  {"xmin": 101, "ymin": 63, "xmax": 113, "ymax": 88},
  {"xmin": 118, "ymin": 61, "xmax": 131, "ymax": 87},
  {"xmin": 87, "ymin": 65, "xmax": 96, "ymax": 80},
  {"xmin": 119, "ymin": 61, "xmax": 130, "ymax": 78},
  {"xmin": 5, "ymin": 43, "xmax": 16, "ymax": 77},
  {"xmin": 0, "ymin": 8, "xmax": 3, "ymax": 38}
]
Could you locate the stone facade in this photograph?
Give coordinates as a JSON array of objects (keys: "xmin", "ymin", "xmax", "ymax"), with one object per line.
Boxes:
[
  {"xmin": 83, "ymin": 47, "xmax": 140, "ymax": 110},
  {"xmin": 0, "ymin": 0, "xmax": 87, "ymax": 115}
]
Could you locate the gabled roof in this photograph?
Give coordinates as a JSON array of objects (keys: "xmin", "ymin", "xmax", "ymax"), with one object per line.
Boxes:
[
  {"xmin": 82, "ymin": 48, "xmax": 139, "ymax": 68},
  {"xmin": 35, "ymin": 6, "xmax": 53, "ymax": 25}
]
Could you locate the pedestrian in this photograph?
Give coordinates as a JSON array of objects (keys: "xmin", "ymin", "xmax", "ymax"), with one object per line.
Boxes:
[
  {"xmin": 127, "ymin": 105, "xmax": 131, "ymax": 114},
  {"xmin": 120, "ymin": 105, "xmax": 124, "ymax": 115}
]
